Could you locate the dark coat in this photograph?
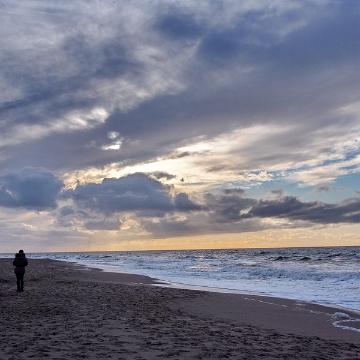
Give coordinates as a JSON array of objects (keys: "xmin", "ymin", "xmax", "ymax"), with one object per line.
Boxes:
[{"xmin": 13, "ymin": 254, "xmax": 28, "ymax": 274}]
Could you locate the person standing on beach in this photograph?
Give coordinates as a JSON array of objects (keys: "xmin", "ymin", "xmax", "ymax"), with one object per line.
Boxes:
[{"xmin": 13, "ymin": 250, "xmax": 28, "ymax": 292}]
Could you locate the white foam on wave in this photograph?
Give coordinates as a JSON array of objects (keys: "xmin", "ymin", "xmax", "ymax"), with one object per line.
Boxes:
[
  {"xmin": 331, "ymin": 312, "xmax": 360, "ymax": 333},
  {"xmin": 27, "ymin": 247, "xmax": 360, "ymax": 312}
]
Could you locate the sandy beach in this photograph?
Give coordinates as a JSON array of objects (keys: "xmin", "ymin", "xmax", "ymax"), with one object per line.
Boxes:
[{"xmin": 0, "ymin": 259, "xmax": 359, "ymax": 359}]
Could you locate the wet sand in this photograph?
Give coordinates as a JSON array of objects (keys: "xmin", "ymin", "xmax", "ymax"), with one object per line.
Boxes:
[{"xmin": 0, "ymin": 259, "xmax": 359, "ymax": 359}]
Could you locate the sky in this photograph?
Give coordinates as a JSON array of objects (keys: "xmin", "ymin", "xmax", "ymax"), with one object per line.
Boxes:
[{"xmin": 0, "ymin": 0, "xmax": 359, "ymax": 252}]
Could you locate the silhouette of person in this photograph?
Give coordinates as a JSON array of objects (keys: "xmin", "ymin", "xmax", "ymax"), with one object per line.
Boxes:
[{"xmin": 13, "ymin": 250, "xmax": 28, "ymax": 292}]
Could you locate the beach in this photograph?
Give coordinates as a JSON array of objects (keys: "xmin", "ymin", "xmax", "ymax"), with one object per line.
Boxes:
[{"xmin": 0, "ymin": 259, "xmax": 359, "ymax": 359}]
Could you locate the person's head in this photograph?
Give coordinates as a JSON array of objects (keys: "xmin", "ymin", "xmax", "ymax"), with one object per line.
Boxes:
[{"xmin": 18, "ymin": 249, "xmax": 24, "ymax": 254}]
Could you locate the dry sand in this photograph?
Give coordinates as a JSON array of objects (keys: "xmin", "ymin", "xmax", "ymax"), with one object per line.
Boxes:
[{"xmin": 0, "ymin": 259, "xmax": 359, "ymax": 359}]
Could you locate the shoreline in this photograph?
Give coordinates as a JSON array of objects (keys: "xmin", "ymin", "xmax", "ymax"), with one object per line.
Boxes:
[
  {"xmin": 25, "ymin": 246, "xmax": 359, "ymax": 315},
  {"xmin": 28, "ymin": 259, "xmax": 360, "ymax": 339},
  {"xmin": 0, "ymin": 258, "xmax": 359, "ymax": 359},
  {"xmin": 68, "ymin": 260, "xmax": 360, "ymax": 340},
  {"xmin": 61, "ymin": 257, "xmax": 360, "ymax": 316}
]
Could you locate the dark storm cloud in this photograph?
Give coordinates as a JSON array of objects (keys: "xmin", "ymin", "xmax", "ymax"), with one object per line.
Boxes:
[
  {"xmin": 174, "ymin": 193, "xmax": 202, "ymax": 211},
  {"xmin": 0, "ymin": 168, "xmax": 62, "ymax": 210},
  {"xmin": 66, "ymin": 173, "xmax": 199, "ymax": 215},
  {"xmin": 141, "ymin": 191, "xmax": 267, "ymax": 238},
  {"xmin": 61, "ymin": 176, "xmax": 360, "ymax": 233},
  {"xmin": 67, "ymin": 173, "xmax": 173, "ymax": 213},
  {"xmin": 125, "ymin": 191, "xmax": 354, "ymax": 239},
  {"xmin": 242, "ymin": 196, "xmax": 360, "ymax": 224},
  {"xmin": 205, "ymin": 192, "xmax": 257, "ymax": 222},
  {"xmin": 197, "ymin": 190, "xmax": 360, "ymax": 227},
  {"xmin": 56, "ymin": 205, "xmax": 121, "ymax": 230}
]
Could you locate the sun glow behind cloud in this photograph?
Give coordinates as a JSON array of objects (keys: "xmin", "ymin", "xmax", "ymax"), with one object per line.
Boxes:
[
  {"xmin": 61, "ymin": 124, "xmax": 287, "ymax": 192},
  {"xmin": 62, "ymin": 115, "xmax": 360, "ymax": 192}
]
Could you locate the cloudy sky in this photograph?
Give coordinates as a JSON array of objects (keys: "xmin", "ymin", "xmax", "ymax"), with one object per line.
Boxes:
[{"xmin": 0, "ymin": 0, "xmax": 359, "ymax": 252}]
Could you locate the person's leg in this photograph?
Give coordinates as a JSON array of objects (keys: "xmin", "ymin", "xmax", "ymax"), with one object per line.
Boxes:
[
  {"xmin": 20, "ymin": 273, "xmax": 24, "ymax": 291},
  {"xmin": 16, "ymin": 273, "xmax": 21, "ymax": 291}
]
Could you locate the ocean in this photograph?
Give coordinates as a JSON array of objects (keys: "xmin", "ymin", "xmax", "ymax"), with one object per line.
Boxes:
[{"xmin": 4, "ymin": 246, "xmax": 360, "ymax": 312}]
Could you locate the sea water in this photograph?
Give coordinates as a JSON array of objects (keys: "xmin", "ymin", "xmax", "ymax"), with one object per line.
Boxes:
[{"xmin": 19, "ymin": 246, "xmax": 360, "ymax": 312}]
